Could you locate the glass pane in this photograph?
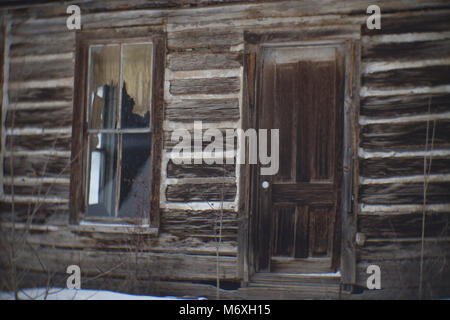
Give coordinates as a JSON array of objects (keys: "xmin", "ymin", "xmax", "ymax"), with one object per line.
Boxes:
[
  {"xmin": 118, "ymin": 133, "xmax": 152, "ymax": 219},
  {"xmin": 88, "ymin": 45, "xmax": 120, "ymax": 129},
  {"xmin": 87, "ymin": 133, "xmax": 118, "ymax": 217},
  {"xmin": 121, "ymin": 43, "xmax": 152, "ymax": 128}
]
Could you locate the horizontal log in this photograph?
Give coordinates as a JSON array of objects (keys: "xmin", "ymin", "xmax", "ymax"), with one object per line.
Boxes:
[
  {"xmin": 9, "ymin": 59, "xmax": 74, "ymax": 82},
  {"xmin": 361, "ymin": 10, "xmax": 450, "ymax": 36},
  {"xmin": 356, "ymin": 259, "xmax": 449, "ymax": 292},
  {"xmin": 10, "ymin": 40, "xmax": 75, "ymax": 57},
  {"xmin": 359, "ymin": 182, "xmax": 450, "ymax": 205},
  {"xmin": 360, "ymin": 93, "xmax": 450, "ymax": 118},
  {"xmin": 359, "ymin": 213, "xmax": 449, "ymax": 239},
  {"xmin": 167, "ymin": 52, "xmax": 242, "ymax": 71},
  {"xmin": 5, "ymin": 132, "xmax": 72, "ymax": 151},
  {"xmin": 164, "ymin": 128, "xmax": 237, "ymax": 152},
  {"xmin": 167, "ymin": 159, "xmax": 235, "ymax": 178},
  {"xmin": 9, "ymin": 87, "xmax": 73, "ymax": 102},
  {"xmin": 362, "ymin": 65, "xmax": 450, "ymax": 89},
  {"xmin": 165, "ymin": 98, "xmax": 240, "ymax": 122},
  {"xmin": 160, "ymin": 209, "xmax": 238, "ymax": 241},
  {"xmin": 166, "ymin": 183, "xmax": 237, "ymax": 202},
  {"xmin": 359, "ymin": 157, "xmax": 450, "ymax": 179},
  {"xmin": 170, "ymin": 77, "xmax": 240, "ymax": 95},
  {"xmin": 168, "ymin": 30, "xmax": 242, "ymax": 51},
  {"xmin": 9, "ymin": 246, "xmax": 238, "ymax": 281},
  {"xmin": 0, "ymin": 202, "xmax": 68, "ymax": 224},
  {"xmin": 362, "ymin": 38, "xmax": 450, "ymax": 62},
  {"xmin": 5, "ymin": 106, "xmax": 73, "ymax": 129},
  {"xmin": 4, "ymin": 183, "xmax": 69, "ymax": 199},
  {"xmin": 360, "ymin": 119, "xmax": 450, "ymax": 150},
  {"xmin": 3, "ymin": 154, "xmax": 71, "ymax": 177},
  {"xmin": 6, "ymin": 270, "xmax": 242, "ymax": 299}
]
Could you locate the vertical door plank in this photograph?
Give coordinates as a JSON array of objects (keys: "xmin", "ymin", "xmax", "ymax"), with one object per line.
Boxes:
[
  {"xmin": 314, "ymin": 61, "xmax": 336, "ymax": 181},
  {"xmin": 294, "ymin": 205, "xmax": 309, "ymax": 258},
  {"xmin": 273, "ymin": 205, "xmax": 296, "ymax": 257},
  {"xmin": 274, "ymin": 63, "xmax": 297, "ymax": 182},
  {"xmin": 309, "ymin": 206, "xmax": 333, "ymax": 257}
]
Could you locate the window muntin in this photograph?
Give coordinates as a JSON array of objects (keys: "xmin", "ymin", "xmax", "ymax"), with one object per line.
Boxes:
[{"xmin": 85, "ymin": 42, "xmax": 153, "ymax": 220}]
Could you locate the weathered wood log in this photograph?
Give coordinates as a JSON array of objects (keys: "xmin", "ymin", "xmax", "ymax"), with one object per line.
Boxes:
[
  {"xmin": 360, "ymin": 93, "xmax": 450, "ymax": 118},
  {"xmin": 170, "ymin": 77, "xmax": 240, "ymax": 95},
  {"xmin": 160, "ymin": 209, "xmax": 238, "ymax": 241},
  {"xmin": 0, "ymin": 202, "xmax": 69, "ymax": 224},
  {"xmin": 362, "ymin": 39, "xmax": 450, "ymax": 62},
  {"xmin": 358, "ymin": 212, "xmax": 449, "ymax": 238},
  {"xmin": 10, "ymin": 245, "xmax": 238, "ymax": 281},
  {"xmin": 165, "ymin": 99, "xmax": 240, "ymax": 122},
  {"xmin": 167, "ymin": 52, "xmax": 242, "ymax": 71},
  {"xmin": 10, "ymin": 40, "xmax": 75, "ymax": 57},
  {"xmin": 6, "ymin": 133, "xmax": 72, "ymax": 151},
  {"xmin": 360, "ymin": 120, "xmax": 450, "ymax": 150},
  {"xmin": 4, "ymin": 183, "xmax": 69, "ymax": 199},
  {"xmin": 167, "ymin": 159, "xmax": 235, "ymax": 178},
  {"xmin": 166, "ymin": 183, "xmax": 237, "ymax": 202},
  {"xmin": 164, "ymin": 128, "xmax": 237, "ymax": 152},
  {"xmin": 359, "ymin": 157, "xmax": 450, "ymax": 178},
  {"xmin": 5, "ymin": 106, "xmax": 73, "ymax": 129},
  {"xmin": 9, "ymin": 87, "xmax": 73, "ymax": 102},
  {"xmin": 3, "ymin": 153, "xmax": 70, "ymax": 177},
  {"xmin": 361, "ymin": 10, "xmax": 450, "ymax": 36},
  {"xmin": 362, "ymin": 65, "xmax": 450, "ymax": 89},
  {"xmin": 356, "ymin": 242, "xmax": 450, "ymax": 291},
  {"xmin": 359, "ymin": 182, "xmax": 450, "ymax": 205},
  {"xmin": 9, "ymin": 59, "xmax": 74, "ymax": 82},
  {"xmin": 168, "ymin": 30, "xmax": 242, "ymax": 51}
]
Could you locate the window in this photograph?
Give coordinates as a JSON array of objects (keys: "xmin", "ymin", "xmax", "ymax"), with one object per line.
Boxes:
[{"xmin": 70, "ymin": 27, "xmax": 165, "ymax": 227}]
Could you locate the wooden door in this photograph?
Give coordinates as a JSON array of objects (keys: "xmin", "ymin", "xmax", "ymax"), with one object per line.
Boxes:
[{"xmin": 255, "ymin": 45, "xmax": 344, "ymax": 274}]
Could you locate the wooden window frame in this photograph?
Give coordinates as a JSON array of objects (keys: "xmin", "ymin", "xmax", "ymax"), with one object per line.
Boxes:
[
  {"xmin": 69, "ymin": 26, "xmax": 165, "ymax": 228},
  {"xmin": 240, "ymin": 26, "xmax": 360, "ymax": 287}
]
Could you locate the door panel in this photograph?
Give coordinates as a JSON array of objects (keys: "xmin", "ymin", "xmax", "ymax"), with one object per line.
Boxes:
[{"xmin": 256, "ymin": 45, "xmax": 344, "ymax": 274}]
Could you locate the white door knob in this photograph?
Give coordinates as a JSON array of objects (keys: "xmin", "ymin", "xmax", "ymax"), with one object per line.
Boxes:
[{"xmin": 262, "ymin": 181, "xmax": 270, "ymax": 189}]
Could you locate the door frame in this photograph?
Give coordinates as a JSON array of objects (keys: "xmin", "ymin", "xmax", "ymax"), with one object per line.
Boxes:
[{"xmin": 238, "ymin": 26, "xmax": 361, "ymax": 287}]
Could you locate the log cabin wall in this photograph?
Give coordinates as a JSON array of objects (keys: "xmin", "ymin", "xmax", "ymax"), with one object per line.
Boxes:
[{"xmin": 0, "ymin": 0, "xmax": 449, "ymax": 299}]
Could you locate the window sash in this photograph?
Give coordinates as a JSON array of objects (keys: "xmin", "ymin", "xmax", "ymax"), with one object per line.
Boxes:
[{"xmin": 84, "ymin": 40, "xmax": 154, "ymax": 222}]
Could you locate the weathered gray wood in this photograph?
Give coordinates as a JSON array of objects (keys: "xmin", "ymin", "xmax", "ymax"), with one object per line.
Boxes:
[
  {"xmin": 358, "ymin": 212, "xmax": 449, "ymax": 238},
  {"xmin": 165, "ymin": 99, "xmax": 240, "ymax": 121},
  {"xmin": 360, "ymin": 93, "xmax": 450, "ymax": 118},
  {"xmin": 362, "ymin": 65, "xmax": 450, "ymax": 89},
  {"xmin": 6, "ymin": 133, "xmax": 71, "ymax": 151},
  {"xmin": 167, "ymin": 52, "xmax": 242, "ymax": 71},
  {"xmin": 360, "ymin": 157, "xmax": 450, "ymax": 178},
  {"xmin": 168, "ymin": 30, "xmax": 242, "ymax": 51},
  {"xmin": 166, "ymin": 183, "xmax": 237, "ymax": 202},
  {"xmin": 170, "ymin": 77, "xmax": 240, "ymax": 95},
  {"xmin": 361, "ymin": 120, "xmax": 450, "ymax": 150},
  {"xmin": 164, "ymin": 128, "xmax": 237, "ymax": 152},
  {"xmin": 160, "ymin": 209, "xmax": 238, "ymax": 241},
  {"xmin": 3, "ymin": 154, "xmax": 70, "ymax": 178},
  {"xmin": 4, "ymin": 183, "xmax": 69, "ymax": 199},
  {"xmin": 10, "ymin": 245, "xmax": 238, "ymax": 281},
  {"xmin": 356, "ymin": 241, "xmax": 450, "ymax": 292},
  {"xmin": 9, "ymin": 87, "xmax": 73, "ymax": 102},
  {"xmin": 359, "ymin": 182, "xmax": 450, "ymax": 205},
  {"xmin": 5, "ymin": 106, "xmax": 73, "ymax": 128},
  {"xmin": 361, "ymin": 10, "xmax": 450, "ymax": 36},
  {"xmin": 167, "ymin": 159, "xmax": 235, "ymax": 178},
  {"xmin": 10, "ymin": 40, "xmax": 75, "ymax": 57},
  {"xmin": 9, "ymin": 59, "xmax": 74, "ymax": 81},
  {"xmin": 362, "ymin": 39, "xmax": 450, "ymax": 62},
  {"xmin": 0, "ymin": 202, "xmax": 69, "ymax": 224}
]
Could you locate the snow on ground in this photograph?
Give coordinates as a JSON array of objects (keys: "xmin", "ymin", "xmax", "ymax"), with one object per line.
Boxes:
[{"xmin": 0, "ymin": 287, "xmax": 195, "ymax": 300}]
